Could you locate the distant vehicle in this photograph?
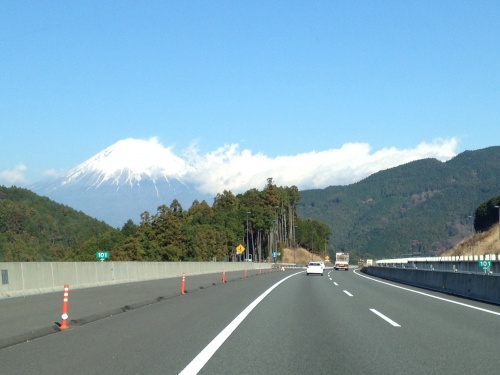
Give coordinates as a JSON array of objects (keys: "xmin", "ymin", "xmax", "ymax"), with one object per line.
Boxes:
[
  {"xmin": 306, "ymin": 262, "xmax": 324, "ymax": 276},
  {"xmin": 334, "ymin": 252, "xmax": 349, "ymax": 271}
]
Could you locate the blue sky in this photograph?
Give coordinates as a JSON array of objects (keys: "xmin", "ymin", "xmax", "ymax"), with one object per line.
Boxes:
[{"xmin": 1, "ymin": 1, "xmax": 499, "ymax": 191}]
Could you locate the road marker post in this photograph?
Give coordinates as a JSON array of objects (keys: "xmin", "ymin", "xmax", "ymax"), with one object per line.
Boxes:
[
  {"xmin": 244, "ymin": 269, "xmax": 248, "ymax": 278},
  {"xmin": 60, "ymin": 284, "xmax": 70, "ymax": 330},
  {"xmin": 181, "ymin": 273, "xmax": 186, "ymax": 295},
  {"xmin": 222, "ymin": 270, "xmax": 226, "ymax": 283}
]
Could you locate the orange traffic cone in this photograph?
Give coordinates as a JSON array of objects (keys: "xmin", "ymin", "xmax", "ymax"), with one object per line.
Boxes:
[
  {"xmin": 60, "ymin": 284, "xmax": 70, "ymax": 330},
  {"xmin": 181, "ymin": 273, "xmax": 186, "ymax": 295}
]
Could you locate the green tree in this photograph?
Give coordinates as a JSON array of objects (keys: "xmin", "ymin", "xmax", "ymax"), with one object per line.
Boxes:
[
  {"xmin": 474, "ymin": 196, "xmax": 500, "ymax": 232},
  {"xmin": 112, "ymin": 237, "xmax": 144, "ymax": 261},
  {"xmin": 121, "ymin": 219, "xmax": 138, "ymax": 237}
]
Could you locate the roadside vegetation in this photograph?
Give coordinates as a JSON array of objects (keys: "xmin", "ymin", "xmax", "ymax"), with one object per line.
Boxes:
[
  {"xmin": 443, "ymin": 225, "xmax": 499, "ymax": 257},
  {"xmin": 281, "ymin": 247, "xmax": 327, "ymax": 265},
  {"xmin": 0, "ymin": 180, "xmax": 330, "ymax": 262},
  {"xmin": 444, "ymin": 195, "xmax": 500, "ymax": 257}
]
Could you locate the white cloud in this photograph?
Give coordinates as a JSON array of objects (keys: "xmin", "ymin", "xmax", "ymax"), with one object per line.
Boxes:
[
  {"xmin": 42, "ymin": 169, "xmax": 63, "ymax": 178},
  {"xmin": 7, "ymin": 137, "xmax": 460, "ymax": 195},
  {"xmin": 0, "ymin": 163, "xmax": 28, "ymax": 186},
  {"xmin": 185, "ymin": 137, "xmax": 459, "ymax": 195}
]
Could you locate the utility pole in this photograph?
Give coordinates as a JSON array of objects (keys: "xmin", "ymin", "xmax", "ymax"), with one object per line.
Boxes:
[
  {"xmin": 311, "ymin": 237, "xmax": 314, "ymax": 260},
  {"xmin": 495, "ymin": 206, "xmax": 500, "ymax": 244},
  {"xmin": 246, "ymin": 212, "xmax": 251, "ymax": 261},
  {"xmin": 469, "ymin": 215, "xmax": 474, "ymax": 257}
]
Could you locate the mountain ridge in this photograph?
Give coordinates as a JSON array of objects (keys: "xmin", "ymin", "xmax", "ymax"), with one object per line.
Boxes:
[
  {"xmin": 297, "ymin": 146, "xmax": 500, "ymax": 259},
  {"xmin": 44, "ymin": 138, "xmax": 194, "ymax": 188}
]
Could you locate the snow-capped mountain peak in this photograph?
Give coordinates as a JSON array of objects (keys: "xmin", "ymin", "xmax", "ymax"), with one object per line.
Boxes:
[
  {"xmin": 63, "ymin": 138, "xmax": 194, "ymax": 187},
  {"xmin": 30, "ymin": 137, "xmax": 212, "ymax": 226}
]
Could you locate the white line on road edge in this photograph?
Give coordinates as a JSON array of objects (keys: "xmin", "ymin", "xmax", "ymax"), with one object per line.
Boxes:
[
  {"xmin": 370, "ymin": 309, "xmax": 401, "ymax": 327},
  {"xmin": 343, "ymin": 290, "xmax": 353, "ymax": 297},
  {"xmin": 354, "ymin": 270, "xmax": 500, "ymax": 316},
  {"xmin": 178, "ymin": 272, "xmax": 302, "ymax": 375}
]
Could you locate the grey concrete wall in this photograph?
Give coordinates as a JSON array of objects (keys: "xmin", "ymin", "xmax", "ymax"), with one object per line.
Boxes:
[
  {"xmin": 365, "ymin": 266, "xmax": 500, "ymax": 305},
  {"xmin": 0, "ymin": 261, "xmax": 272, "ymax": 299}
]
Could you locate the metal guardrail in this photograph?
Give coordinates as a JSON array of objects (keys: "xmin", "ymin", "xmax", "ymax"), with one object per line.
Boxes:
[
  {"xmin": 272, "ymin": 263, "xmax": 307, "ymax": 270},
  {"xmin": 375, "ymin": 254, "xmax": 499, "ymax": 275}
]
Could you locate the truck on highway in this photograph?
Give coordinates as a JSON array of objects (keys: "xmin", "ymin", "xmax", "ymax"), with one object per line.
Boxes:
[{"xmin": 334, "ymin": 252, "xmax": 349, "ymax": 271}]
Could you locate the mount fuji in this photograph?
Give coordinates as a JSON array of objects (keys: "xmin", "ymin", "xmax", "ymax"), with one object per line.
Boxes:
[{"xmin": 30, "ymin": 138, "xmax": 214, "ymax": 227}]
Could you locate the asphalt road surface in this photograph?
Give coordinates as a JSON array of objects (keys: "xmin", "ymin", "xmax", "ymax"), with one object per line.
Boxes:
[{"xmin": 1, "ymin": 268, "xmax": 499, "ymax": 374}]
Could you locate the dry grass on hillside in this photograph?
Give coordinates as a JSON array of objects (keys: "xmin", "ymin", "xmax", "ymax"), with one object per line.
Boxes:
[
  {"xmin": 443, "ymin": 224, "xmax": 500, "ymax": 256},
  {"xmin": 281, "ymin": 247, "xmax": 330, "ymax": 265},
  {"xmin": 278, "ymin": 225, "xmax": 500, "ymax": 260}
]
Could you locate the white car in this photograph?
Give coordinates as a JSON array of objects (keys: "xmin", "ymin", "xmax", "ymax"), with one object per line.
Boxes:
[{"xmin": 306, "ymin": 262, "xmax": 324, "ymax": 276}]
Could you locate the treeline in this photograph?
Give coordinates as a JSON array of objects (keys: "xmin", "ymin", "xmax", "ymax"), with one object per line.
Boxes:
[
  {"xmin": 107, "ymin": 178, "xmax": 330, "ymax": 262},
  {"xmin": 0, "ymin": 179, "xmax": 330, "ymax": 262}
]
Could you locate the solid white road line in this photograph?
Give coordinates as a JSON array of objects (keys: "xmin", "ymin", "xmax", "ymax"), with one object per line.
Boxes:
[
  {"xmin": 370, "ymin": 309, "xmax": 401, "ymax": 327},
  {"xmin": 343, "ymin": 290, "xmax": 353, "ymax": 297},
  {"xmin": 178, "ymin": 272, "xmax": 301, "ymax": 375},
  {"xmin": 354, "ymin": 270, "xmax": 500, "ymax": 316}
]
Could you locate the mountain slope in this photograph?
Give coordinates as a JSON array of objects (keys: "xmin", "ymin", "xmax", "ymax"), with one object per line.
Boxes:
[
  {"xmin": 59, "ymin": 138, "xmax": 194, "ymax": 187},
  {"xmin": 0, "ymin": 186, "xmax": 117, "ymax": 261},
  {"xmin": 297, "ymin": 146, "xmax": 500, "ymax": 259},
  {"xmin": 31, "ymin": 138, "xmax": 213, "ymax": 227}
]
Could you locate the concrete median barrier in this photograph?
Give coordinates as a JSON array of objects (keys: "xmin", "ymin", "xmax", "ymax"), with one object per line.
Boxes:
[
  {"xmin": 365, "ymin": 266, "xmax": 500, "ymax": 305},
  {"xmin": 0, "ymin": 261, "xmax": 272, "ymax": 299}
]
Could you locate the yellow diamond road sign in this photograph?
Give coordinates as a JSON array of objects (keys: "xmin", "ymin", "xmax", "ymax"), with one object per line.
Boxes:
[{"xmin": 236, "ymin": 244, "xmax": 245, "ymax": 254}]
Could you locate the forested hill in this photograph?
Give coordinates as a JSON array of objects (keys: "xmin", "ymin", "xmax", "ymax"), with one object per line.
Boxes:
[
  {"xmin": 0, "ymin": 186, "xmax": 120, "ymax": 261},
  {"xmin": 297, "ymin": 146, "xmax": 500, "ymax": 260},
  {"xmin": 0, "ymin": 182, "xmax": 329, "ymax": 263}
]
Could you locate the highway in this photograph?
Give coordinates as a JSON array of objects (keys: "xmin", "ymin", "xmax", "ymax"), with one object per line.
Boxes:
[{"xmin": 1, "ymin": 268, "xmax": 499, "ymax": 374}]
